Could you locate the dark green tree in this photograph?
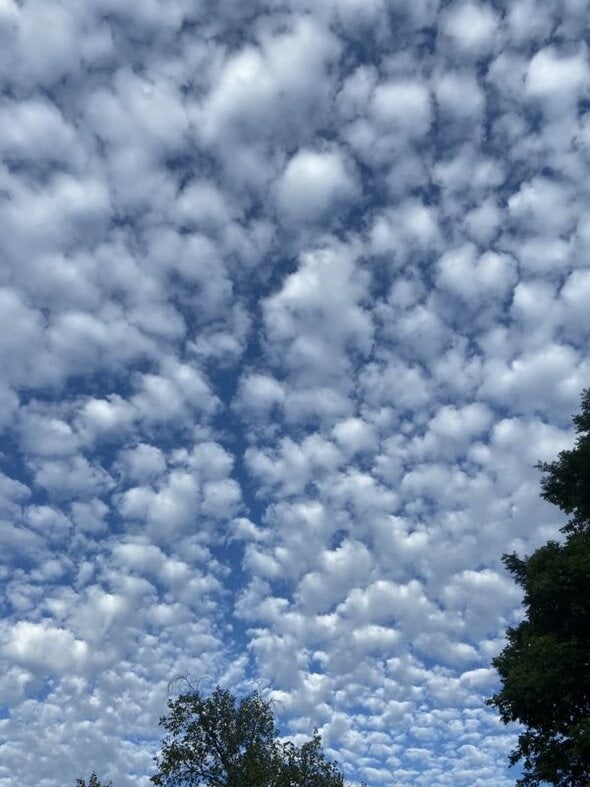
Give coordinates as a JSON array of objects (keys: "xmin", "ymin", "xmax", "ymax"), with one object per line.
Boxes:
[
  {"xmin": 537, "ymin": 388, "xmax": 590, "ymax": 536},
  {"xmin": 75, "ymin": 773, "xmax": 113, "ymax": 787},
  {"xmin": 150, "ymin": 684, "xmax": 347, "ymax": 787},
  {"xmin": 487, "ymin": 390, "xmax": 590, "ymax": 786},
  {"xmin": 277, "ymin": 731, "xmax": 345, "ymax": 787}
]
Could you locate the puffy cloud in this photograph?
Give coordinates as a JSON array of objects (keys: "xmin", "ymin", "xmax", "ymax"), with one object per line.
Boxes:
[
  {"xmin": 246, "ymin": 434, "xmax": 343, "ymax": 497},
  {"xmin": 0, "ymin": 97, "xmax": 82, "ymax": 167},
  {"xmin": 186, "ymin": 13, "xmax": 342, "ymax": 195},
  {"xmin": 1, "ymin": 621, "xmax": 89, "ymax": 674},
  {"xmin": 526, "ymin": 45, "xmax": 590, "ymax": 109},
  {"xmin": 33, "ymin": 456, "xmax": 114, "ymax": 501},
  {"xmin": 117, "ymin": 441, "xmax": 240, "ymax": 542},
  {"xmin": 70, "ymin": 499, "xmax": 110, "ymax": 535},
  {"xmin": 560, "ymin": 269, "xmax": 590, "ymax": 331},
  {"xmin": 481, "ymin": 344, "xmax": 586, "ymax": 415},
  {"xmin": 277, "ymin": 148, "xmax": 359, "ymax": 224},
  {"xmin": 441, "ymin": 1, "xmax": 499, "ymax": 56},
  {"xmin": 428, "ymin": 403, "xmax": 492, "ymax": 443},
  {"xmin": 434, "ymin": 71, "xmax": 485, "ymax": 119},
  {"xmin": 235, "ymin": 373, "xmax": 286, "ymax": 419},
  {"xmin": 75, "ymin": 396, "xmax": 136, "ymax": 443},
  {"xmin": 18, "ymin": 410, "xmax": 80, "ymax": 458},
  {"xmin": 332, "ymin": 417, "xmax": 377, "ymax": 455},
  {"xmin": 463, "ymin": 199, "xmax": 501, "ymax": 245},
  {"xmin": 116, "ymin": 444, "xmax": 167, "ymax": 484},
  {"xmin": 370, "ymin": 199, "xmax": 441, "ymax": 265},
  {"xmin": 263, "ymin": 241, "xmax": 373, "ymax": 382},
  {"xmin": 297, "ymin": 539, "xmax": 374, "ymax": 612},
  {"xmin": 131, "ymin": 361, "xmax": 219, "ymax": 424},
  {"xmin": 437, "ymin": 245, "xmax": 517, "ymax": 302},
  {"xmin": 84, "ymin": 69, "xmax": 189, "ymax": 159},
  {"xmin": 0, "ymin": 382, "xmax": 19, "ymax": 432},
  {"xmin": 371, "ymin": 79, "xmax": 432, "ymax": 137},
  {"xmin": 508, "ymin": 177, "xmax": 579, "ymax": 236},
  {"xmin": 0, "ymin": 288, "xmax": 45, "ymax": 387}
]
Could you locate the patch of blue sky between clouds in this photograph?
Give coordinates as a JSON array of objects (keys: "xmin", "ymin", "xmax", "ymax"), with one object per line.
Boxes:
[{"xmin": 0, "ymin": 0, "xmax": 589, "ymax": 785}]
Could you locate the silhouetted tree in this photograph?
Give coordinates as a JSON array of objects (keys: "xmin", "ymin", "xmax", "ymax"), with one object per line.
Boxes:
[
  {"xmin": 151, "ymin": 683, "xmax": 347, "ymax": 787},
  {"xmin": 537, "ymin": 388, "xmax": 590, "ymax": 536},
  {"xmin": 487, "ymin": 390, "xmax": 590, "ymax": 786},
  {"xmin": 75, "ymin": 773, "xmax": 113, "ymax": 787}
]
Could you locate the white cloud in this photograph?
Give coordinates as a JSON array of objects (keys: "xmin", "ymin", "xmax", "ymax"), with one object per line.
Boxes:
[
  {"xmin": 434, "ymin": 71, "xmax": 485, "ymax": 119},
  {"xmin": 464, "ymin": 199, "xmax": 501, "ymax": 245},
  {"xmin": 18, "ymin": 410, "xmax": 79, "ymax": 457},
  {"xmin": 84, "ymin": 69, "xmax": 188, "ymax": 158},
  {"xmin": 0, "ymin": 97, "xmax": 81, "ymax": 166},
  {"xmin": 263, "ymin": 241, "xmax": 373, "ymax": 382},
  {"xmin": 370, "ymin": 199, "xmax": 441, "ymax": 264},
  {"xmin": 0, "ymin": 382, "xmax": 19, "ymax": 432},
  {"xmin": 526, "ymin": 45, "xmax": 590, "ymax": 107},
  {"xmin": 236, "ymin": 372, "xmax": 286, "ymax": 418},
  {"xmin": 82, "ymin": 398, "xmax": 136, "ymax": 443},
  {"xmin": 337, "ymin": 65, "xmax": 378, "ymax": 120},
  {"xmin": 482, "ymin": 344, "xmax": 585, "ymax": 415},
  {"xmin": 0, "ymin": 288, "xmax": 45, "ymax": 387},
  {"xmin": 508, "ymin": 176, "xmax": 578, "ymax": 236},
  {"xmin": 433, "ymin": 146, "xmax": 505, "ymax": 199},
  {"xmin": 116, "ymin": 440, "xmax": 240, "ymax": 543},
  {"xmin": 332, "ymin": 417, "xmax": 377, "ymax": 455},
  {"xmin": 176, "ymin": 180, "xmax": 236, "ymax": 231},
  {"xmin": 560, "ymin": 269, "xmax": 590, "ymax": 331},
  {"xmin": 4, "ymin": 0, "xmax": 86, "ymax": 88},
  {"xmin": 371, "ymin": 79, "xmax": 432, "ymax": 136},
  {"xmin": 131, "ymin": 361, "xmax": 219, "ymax": 424},
  {"xmin": 429, "ymin": 403, "xmax": 492, "ymax": 442},
  {"xmin": 116, "ymin": 444, "xmax": 166, "ymax": 484},
  {"xmin": 1, "ymin": 620, "xmax": 89, "ymax": 674},
  {"xmin": 194, "ymin": 13, "xmax": 341, "ymax": 180},
  {"xmin": 505, "ymin": 0, "xmax": 555, "ymax": 44},
  {"xmin": 32, "ymin": 455, "xmax": 113, "ymax": 501},
  {"xmin": 437, "ymin": 245, "xmax": 517, "ymax": 302},
  {"xmin": 297, "ymin": 541, "xmax": 374, "ymax": 612},
  {"xmin": 70, "ymin": 499, "xmax": 109, "ymax": 535},
  {"xmin": 246, "ymin": 434, "xmax": 343, "ymax": 497},
  {"xmin": 277, "ymin": 148, "xmax": 358, "ymax": 224},
  {"xmin": 25, "ymin": 505, "xmax": 72, "ymax": 543},
  {"xmin": 442, "ymin": 1, "xmax": 499, "ymax": 55}
]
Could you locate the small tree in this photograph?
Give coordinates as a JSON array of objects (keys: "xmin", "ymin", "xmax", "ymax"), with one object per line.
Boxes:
[
  {"xmin": 487, "ymin": 390, "xmax": 590, "ymax": 786},
  {"xmin": 75, "ymin": 773, "xmax": 113, "ymax": 787},
  {"xmin": 151, "ymin": 684, "xmax": 347, "ymax": 787}
]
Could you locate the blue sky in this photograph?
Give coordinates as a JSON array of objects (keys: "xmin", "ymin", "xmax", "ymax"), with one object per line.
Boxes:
[{"xmin": 1, "ymin": 0, "xmax": 589, "ymax": 785}]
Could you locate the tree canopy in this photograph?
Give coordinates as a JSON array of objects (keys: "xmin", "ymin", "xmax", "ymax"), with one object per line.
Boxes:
[
  {"xmin": 487, "ymin": 389, "xmax": 590, "ymax": 786},
  {"xmin": 150, "ymin": 684, "xmax": 348, "ymax": 787},
  {"xmin": 75, "ymin": 774, "xmax": 113, "ymax": 787},
  {"xmin": 537, "ymin": 388, "xmax": 590, "ymax": 536}
]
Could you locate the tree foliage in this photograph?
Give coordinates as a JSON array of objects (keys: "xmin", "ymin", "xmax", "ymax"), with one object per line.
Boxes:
[
  {"xmin": 488, "ymin": 390, "xmax": 590, "ymax": 786},
  {"xmin": 536, "ymin": 388, "xmax": 590, "ymax": 536},
  {"xmin": 75, "ymin": 773, "xmax": 113, "ymax": 787},
  {"xmin": 150, "ymin": 684, "xmax": 348, "ymax": 787}
]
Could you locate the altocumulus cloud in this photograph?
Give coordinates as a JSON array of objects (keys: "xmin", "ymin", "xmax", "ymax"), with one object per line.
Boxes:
[{"xmin": 0, "ymin": 0, "xmax": 589, "ymax": 785}]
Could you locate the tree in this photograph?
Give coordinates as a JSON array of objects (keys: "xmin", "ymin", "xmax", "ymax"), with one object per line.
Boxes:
[
  {"xmin": 487, "ymin": 390, "xmax": 590, "ymax": 786},
  {"xmin": 276, "ymin": 731, "xmax": 345, "ymax": 787},
  {"xmin": 75, "ymin": 774, "xmax": 113, "ymax": 787},
  {"xmin": 150, "ymin": 684, "xmax": 348, "ymax": 787},
  {"xmin": 537, "ymin": 388, "xmax": 590, "ymax": 536}
]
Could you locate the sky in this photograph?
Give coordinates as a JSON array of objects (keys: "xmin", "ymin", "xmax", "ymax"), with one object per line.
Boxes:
[{"xmin": 0, "ymin": 0, "xmax": 589, "ymax": 785}]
